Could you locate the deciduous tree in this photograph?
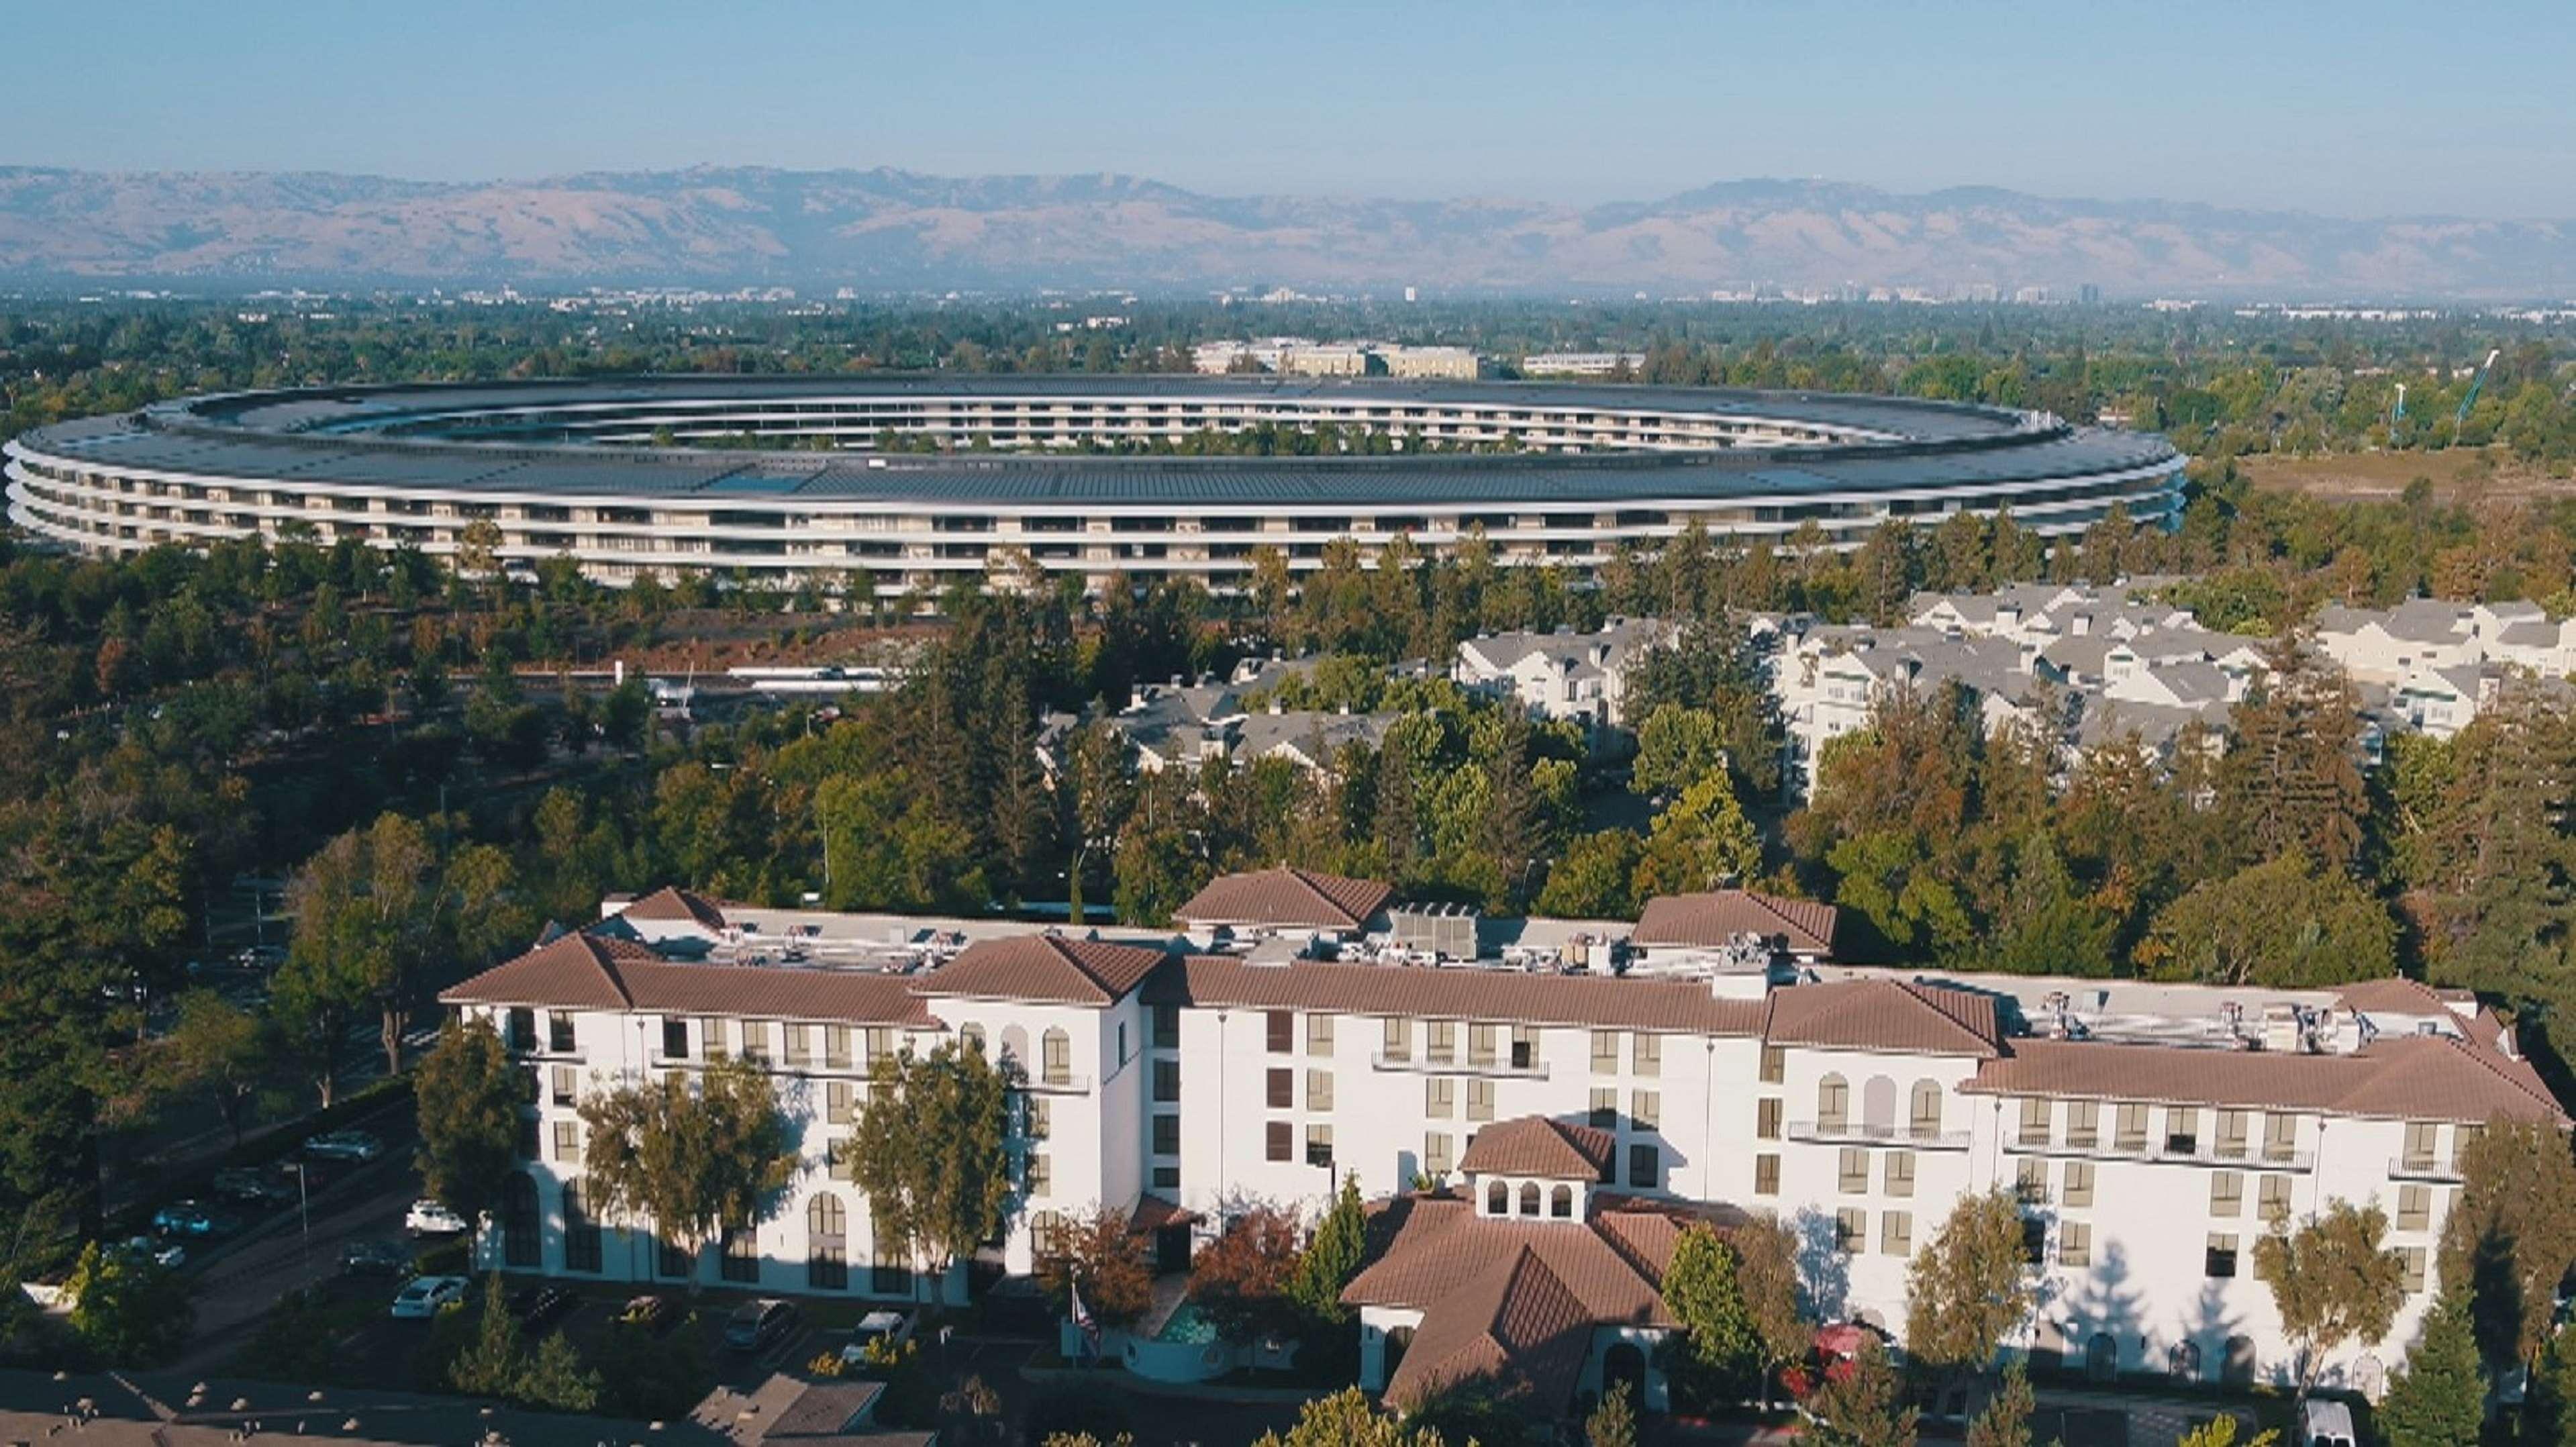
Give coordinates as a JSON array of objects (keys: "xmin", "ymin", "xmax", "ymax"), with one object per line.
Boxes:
[
  {"xmin": 1034, "ymin": 1206, "xmax": 1154, "ymax": 1328},
  {"xmin": 579, "ymin": 1056, "xmax": 796, "ymax": 1261},
  {"xmin": 1904, "ymin": 1188, "xmax": 2032, "ymax": 1390},
  {"xmin": 2251, "ymin": 1199, "xmax": 2405, "ymax": 1397},
  {"xmin": 1660, "ymin": 1225, "xmax": 1758, "ymax": 1407},
  {"xmin": 847, "ymin": 1042, "xmax": 1012, "ymax": 1287},
  {"xmin": 414, "ymin": 1016, "xmax": 525, "ymax": 1230}
]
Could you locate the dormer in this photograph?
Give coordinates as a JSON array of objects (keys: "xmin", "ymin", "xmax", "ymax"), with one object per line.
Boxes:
[{"xmin": 1458, "ymin": 1117, "xmax": 1616, "ymax": 1222}]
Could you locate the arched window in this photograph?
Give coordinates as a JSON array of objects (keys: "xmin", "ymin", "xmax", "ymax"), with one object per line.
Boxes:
[
  {"xmin": 562, "ymin": 1181, "xmax": 601, "ymax": 1273},
  {"xmin": 1041, "ymin": 1028, "xmax": 1072, "ymax": 1087},
  {"xmin": 1550, "ymin": 1185, "xmax": 1574, "ymax": 1219},
  {"xmin": 1862, "ymin": 1076, "xmax": 1897, "ymax": 1136},
  {"xmin": 1485, "ymin": 1179, "xmax": 1509, "ymax": 1215},
  {"xmin": 1518, "ymin": 1182, "xmax": 1541, "ymax": 1217},
  {"xmin": 807, "ymin": 1192, "xmax": 848, "ymax": 1290},
  {"xmin": 960, "ymin": 1023, "xmax": 987, "ymax": 1056},
  {"xmin": 2085, "ymin": 1332, "xmax": 2118, "ymax": 1382},
  {"xmin": 502, "ymin": 1172, "xmax": 541, "ymax": 1268},
  {"xmin": 2168, "ymin": 1339, "xmax": 2202, "ymax": 1382},
  {"xmin": 1910, "ymin": 1080, "xmax": 1944, "ymax": 1139},
  {"xmin": 1818, "ymin": 1074, "xmax": 1850, "ymax": 1133},
  {"xmin": 2222, "ymin": 1334, "xmax": 2257, "ymax": 1387}
]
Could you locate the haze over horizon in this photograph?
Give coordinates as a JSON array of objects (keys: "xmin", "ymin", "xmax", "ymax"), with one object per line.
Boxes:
[{"xmin": 10, "ymin": 0, "xmax": 2576, "ymax": 221}]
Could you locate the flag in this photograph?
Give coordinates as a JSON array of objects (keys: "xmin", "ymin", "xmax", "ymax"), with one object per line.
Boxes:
[{"xmin": 1069, "ymin": 1271, "xmax": 1101, "ymax": 1360}]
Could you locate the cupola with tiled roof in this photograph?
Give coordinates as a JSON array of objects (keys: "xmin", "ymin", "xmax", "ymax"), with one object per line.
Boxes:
[
  {"xmin": 1457, "ymin": 1115, "xmax": 1618, "ymax": 1224},
  {"xmin": 1171, "ymin": 865, "xmax": 1394, "ymax": 936}
]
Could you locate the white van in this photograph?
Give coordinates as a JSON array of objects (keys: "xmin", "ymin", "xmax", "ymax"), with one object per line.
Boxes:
[{"xmin": 2299, "ymin": 1399, "xmax": 2357, "ymax": 1447}]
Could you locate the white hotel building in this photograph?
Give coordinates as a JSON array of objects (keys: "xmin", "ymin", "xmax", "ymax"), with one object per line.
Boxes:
[{"xmin": 440, "ymin": 875, "xmax": 2566, "ymax": 1415}]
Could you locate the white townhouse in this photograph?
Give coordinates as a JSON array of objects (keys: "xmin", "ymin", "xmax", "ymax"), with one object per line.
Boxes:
[
  {"xmin": 1452, "ymin": 617, "xmax": 1675, "ymax": 729},
  {"xmin": 2311, "ymin": 599, "xmax": 2540, "ymax": 687},
  {"xmin": 441, "ymin": 878, "xmax": 2567, "ymax": 1419}
]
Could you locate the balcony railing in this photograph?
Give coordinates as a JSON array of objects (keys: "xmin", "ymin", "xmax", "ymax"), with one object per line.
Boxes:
[
  {"xmin": 1788, "ymin": 1120, "xmax": 1972, "ymax": 1152},
  {"xmin": 2388, "ymin": 1155, "xmax": 2466, "ymax": 1183},
  {"xmin": 2006, "ymin": 1134, "xmax": 2315, "ymax": 1173},
  {"xmin": 1023, "ymin": 1072, "xmax": 1092, "ymax": 1096},
  {"xmin": 1373, "ymin": 1052, "xmax": 1549, "ymax": 1081}
]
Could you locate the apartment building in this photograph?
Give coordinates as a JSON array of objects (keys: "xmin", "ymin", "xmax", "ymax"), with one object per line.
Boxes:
[
  {"xmin": 1452, "ymin": 616, "xmax": 1677, "ymax": 728},
  {"xmin": 438, "ymin": 879, "xmax": 2565, "ymax": 1417}
]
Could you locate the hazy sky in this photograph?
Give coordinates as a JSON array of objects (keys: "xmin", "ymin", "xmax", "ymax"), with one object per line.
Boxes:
[{"xmin": 10, "ymin": 0, "xmax": 2574, "ymax": 217}]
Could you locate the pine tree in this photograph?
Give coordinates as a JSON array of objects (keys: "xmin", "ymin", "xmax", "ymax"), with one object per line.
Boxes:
[
  {"xmin": 2377, "ymin": 1294, "xmax": 2485, "ymax": 1447},
  {"xmin": 2218, "ymin": 638, "xmax": 2365, "ymax": 874},
  {"xmin": 1965, "ymin": 1362, "xmax": 2033, "ymax": 1447},
  {"xmin": 515, "ymin": 1330, "xmax": 603, "ymax": 1412},
  {"xmin": 1289, "ymin": 1174, "xmax": 1367, "ymax": 1326},
  {"xmin": 448, "ymin": 1277, "xmax": 525, "ymax": 1397},
  {"xmin": 1584, "ymin": 1380, "xmax": 1637, "ymax": 1447}
]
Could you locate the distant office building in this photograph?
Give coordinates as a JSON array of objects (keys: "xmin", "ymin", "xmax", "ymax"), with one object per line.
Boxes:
[{"xmin": 1520, "ymin": 352, "xmax": 1646, "ymax": 378}]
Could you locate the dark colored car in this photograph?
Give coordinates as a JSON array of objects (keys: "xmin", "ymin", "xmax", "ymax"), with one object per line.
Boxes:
[
  {"xmin": 340, "ymin": 1239, "xmax": 412, "ymax": 1277},
  {"xmin": 511, "ymin": 1284, "xmax": 578, "ymax": 1328},
  {"xmin": 210, "ymin": 1166, "xmax": 295, "ymax": 1207},
  {"xmin": 722, "ymin": 1298, "xmax": 797, "ymax": 1353}
]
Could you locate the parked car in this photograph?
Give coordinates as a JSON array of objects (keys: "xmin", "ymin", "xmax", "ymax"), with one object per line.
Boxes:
[
  {"xmin": 389, "ymin": 1275, "xmax": 469, "ymax": 1319},
  {"xmin": 510, "ymin": 1283, "xmax": 578, "ymax": 1328},
  {"xmin": 211, "ymin": 1166, "xmax": 294, "ymax": 1207},
  {"xmin": 404, "ymin": 1199, "xmax": 468, "ymax": 1236},
  {"xmin": 617, "ymin": 1294, "xmax": 677, "ymax": 1334},
  {"xmin": 305, "ymin": 1130, "xmax": 383, "ymax": 1162},
  {"xmin": 119, "ymin": 1236, "xmax": 185, "ymax": 1270},
  {"xmin": 150, "ymin": 1200, "xmax": 236, "ymax": 1238},
  {"xmin": 839, "ymin": 1309, "xmax": 915, "ymax": 1366},
  {"xmin": 340, "ymin": 1239, "xmax": 411, "ymax": 1277},
  {"xmin": 2299, "ymin": 1399, "xmax": 2358, "ymax": 1447},
  {"xmin": 722, "ymin": 1298, "xmax": 797, "ymax": 1352}
]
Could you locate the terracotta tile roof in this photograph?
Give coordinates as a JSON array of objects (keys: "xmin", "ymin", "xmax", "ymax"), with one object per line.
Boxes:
[
  {"xmin": 1148, "ymin": 954, "xmax": 1770, "ymax": 1035},
  {"xmin": 2334, "ymin": 977, "xmax": 2467, "ymax": 1016},
  {"xmin": 1633, "ymin": 889, "xmax": 1840, "ymax": 955},
  {"xmin": 1456, "ymin": 1117, "xmax": 1615, "ymax": 1181},
  {"xmin": 912, "ymin": 934, "xmax": 1169, "ymax": 1005},
  {"xmin": 1171, "ymin": 866, "xmax": 1395, "ymax": 932},
  {"xmin": 1381, "ymin": 1246, "xmax": 1596, "ymax": 1413},
  {"xmin": 620, "ymin": 885, "xmax": 728, "ymax": 930},
  {"xmin": 1764, "ymin": 978, "xmax": 2001, "ymax": 1057},
  {"xmin": 1962, "ymin": 1034, "xmax": 2567, "ymax": 1126},
  {"xmin": 441, "ymin": 930, "xmax": 938, "ymax": 1028}
]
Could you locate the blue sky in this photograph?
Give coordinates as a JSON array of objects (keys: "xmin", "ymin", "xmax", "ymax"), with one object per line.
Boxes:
[{"xmin": 9, "ymin": 0, "xmax": 2573, "ymax": 217}]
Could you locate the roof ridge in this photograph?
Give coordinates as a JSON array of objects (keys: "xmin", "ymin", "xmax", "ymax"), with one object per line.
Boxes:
[
  {"xmin": 2399, "ymin": 1031, "xmax": 2561, "ymax": 1117},
  {"xmin": 572, "ymin": 931, "xmax": 636, "ymax": 1006}
]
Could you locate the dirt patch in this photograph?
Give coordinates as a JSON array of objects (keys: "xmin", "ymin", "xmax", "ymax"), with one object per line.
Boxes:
[{"xmin": 2238, "ymin": 448, "xmax": 2573, "ymax": 503}]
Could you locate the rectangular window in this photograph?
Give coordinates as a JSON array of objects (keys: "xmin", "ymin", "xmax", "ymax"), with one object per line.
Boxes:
[
  {"xmin": 2066, "ymin": 1101, "xmax": 2100, "ymax": 1149},
  {"xmin": 1591, "ymin": 1030, "xmax": 1620, "ymax": 1074},
  {"xmin": 1755, "ymin": 1154, "xmax": 1781, "ymax": 1196},
  {"xmin": 1383, "ymin": 1017, "xmax": 1410, "ymax": 1062},
  {"xmin": 1267, "ymin": 1068, "xmax": 1293, "ymax": 1109},
  {"xmin": 699, "ymin": 1016, "xmax": 728, "ymax": 1062},
  {"xmin": 2401, "ymin": 1246, "xmax": 2427, "ymax": 1295},
  {"xmin": 1590, "ymin": 1087, "xmax": 1618, "ymax": 1130},
  {"xmin": 1634, "ymin": 1034, "xmax": 1663, "ymax": 1078},
  {"xmin": 2018, "ymin": 1097, "xmax": 2052, "ymax": 1147},
  {"xmin": 1885, "ymin": 1151, "xmax": 1916, "ymax": 1198},
  {"xmin": 1510, "ymin": 1026, "xmax": 1539, "ymax": 1070},
  {"xmin": 783, "ymin": 1024, "xmax": 811, "ymax": 1068},
  {"xmin": 661, "ymin": 1017, "xmax": 689, "ymax": 1060},
  {"xmin": 1629, "ymin": 1144, "xmax": 1661, "ymax": 1191},
  {"xmin": 2166, "ymin": 1106, "xmax": 2201, "ymax": 1156},
  {"xmin": 1630, "ymin": 1089, "xmax": 1661, "ymax": 1130},
  {"xmin": 1839, "ymin": 1148, "xmax": 1870, "ymax": 1194},
  {"xmin": 2452, "ymin": 1124, "xmax": 2483, "ymax": 1172},
  {"xmin": 505, "ymin": 1007, "xmax": 535, "ymax": 1052},
  {"xmin": 1305, "ymin": 1124, "xmax": 1334, "ymax": 1169},
  {"xmin": 1307, "ymin": 1013, "xmax": 1335, "ymax": 1058},
  {"xmin": 517, "ymin": 1115, "xmax": 540, "ymax": 1160},
  {"xmin": 1426, "ymin": 1021, "xmax": 1456, "ymax": 1064},
  {"xmin": 1870, "ymin": 1210, "xmax": 1907, "ymax": 1260},
  {"xmin": 1026, "ymin": 1097, "xmax": 1052, "ymax": 1142},
  {"xmin": 2263, "ymin": 1113, "xmax": 2299, "ymax": 1163},
  {"xmin": 1026, "ymin": 1153, "xmax": 1051, "ymax": 1197},
  {"xmin": 1307, "ymin": 1069, "xmax": 1335, "ymax": 1112},
  {"xmin": 2402, "ymin": 1121, "xmax": 2439, "ymax": 1172},
  {"xmin": 739, "ymin": 1021, "xmax": 770, "ymax": 1064},
  {"xmin": 722, "ymin": 1226, "xmax": 758, "ymax": 1283},
  {"xmin": 2216, "ymin": 1109, "xmax": 2249, "ymax": 1160},
  {"xmin": 2206, "ymin": 1233, "xmax": 2238, "ymax": 1279},
  {"xmin": 826, "ymin": 1080, "xmax": 854, "ymax": 1125},
  {"xmin": 1266, "ymin": 1121, "xmax": 1292, "ymax": 1162},
  {"xmin": 1758, "ymin": 1044, "xmax": 1785, "ymax": 1084},
  {"xmin": 2259, "ymin": 1174, "xmax": 2293, "ymax": 1224},
  {"xmin": 1266, "ymin": 1011, "xmax": 1293, "ymax": 1052},
  {"xmin": 552, "ymin": 1119, "xmax": 581, "ymax": 1164},
  {"xmin": 1467, "ymin": 1079, "xmax": 1495, "ymax": 1122},
  {"xmin": 2022, "ymin": 1217, "xmax": 2048, "ymax": 1266},
  {"xmin": 2016, "ymin": 1156, "xmax": 2049, "ymax": 1204},
  {"xmin": 1153, "ymin": 1003, "xmax": 1180, "ymax": 1050},
  {"xmin": 827, "ymin": 1136, "xmax": 854, "ymax": 1181},
  {"xmin": 2211, "ymin": 1170, "xmax": 2244, "ymax": 1217},
  {"xmin": 1425, "ymin": 1132, "xmax": 1452, "ymax": 1176},
  {"xmin": 824, "ymin": 1025, "xmax": 852, "ymax": 1070},
  {"xmin": 564, "ymin": 1187, "xmax": 601, "ymax": 1273},
  {"xmin": 1152, "ymin": 1114, "xmax": 1180, "ymax": 1156},
  {"xmin": 2115, "ymin": 1102, "xmax": 2149, "ymax": 1152},
  {"xmin": 2060, "ymin": 1221, "xmax": 2093, "ymax": 1268},
  {"xmin": 548, "ymin": 1013, "xmax": 576, "ymax": 1054},
  {"xmin": 1468, "ymin": 1024, "xmax": 1498, "ymax": 1068},
  {"xmin": 1426, "ymin": 1077, "xmax": 1455, "ymax": 1119},
  {"xmin": 2397, "ymin": 1185, "xmax": 2432, "ymax": 1234},
  {"xmin": 1040, "ymin": 1031, "xmax": 1071, "ymax": 1087},
  {"xmin": 1910, "ymin": 1086, "xmax": 1944, "ymax": 1140},
  {"xmin": 658, "ymin": 1236, "xmax": 692, "ymax": 1279},
  {"xmin": 1757, "ymin": 1098, "xmax": 1783, "ymax": 1141},
  {"xmin": 550, "ymin": 1065, "xmax": 577, "ymax": 1107},
  {"xmin": 1153, "ymin": 1059, "xmax": 1181, "ymax": 1103},
  {"xmin": 2063, "ymin": 1161, "xmax": 2095, "ymax": 1210},
  {"xmin": 1835, "ymin": 1207, "xmax": 1865, "ymax": 1254}
]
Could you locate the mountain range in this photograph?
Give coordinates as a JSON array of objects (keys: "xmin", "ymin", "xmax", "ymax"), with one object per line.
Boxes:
[{"xmin": 1, "ymin": 165, "xmax": 2571, "ymax": 299}]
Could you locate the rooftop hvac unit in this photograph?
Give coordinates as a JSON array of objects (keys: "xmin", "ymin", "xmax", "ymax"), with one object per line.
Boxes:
[{"xmin": 1390, "ymin": 902, "xmax": 1480, "ymax": 962}]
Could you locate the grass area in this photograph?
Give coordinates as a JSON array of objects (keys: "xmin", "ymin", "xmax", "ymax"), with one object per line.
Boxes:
[{"xmin": 2238, "ymin": 446, "xmax": 2573, "ymax": 502}]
